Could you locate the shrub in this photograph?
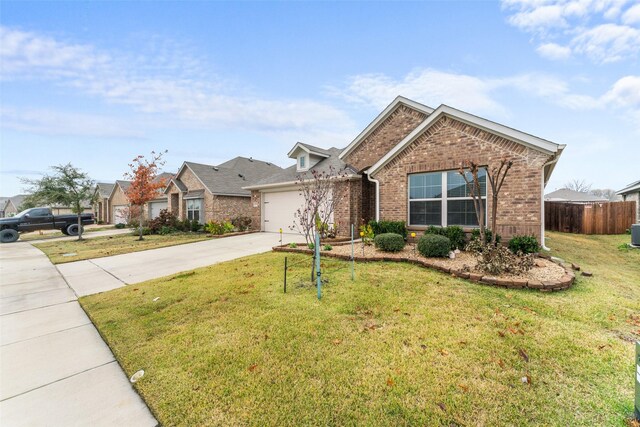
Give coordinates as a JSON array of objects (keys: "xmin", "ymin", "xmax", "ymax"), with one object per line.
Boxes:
[
  {"xmin": 159, "ymin": 226, "xmax": 175, "ymax": 235},
  {"xmin": 323, "ymin": 244, "xmax": 333, "ymax": 251},
  {"xmin": 115, "ymin": 223, "xmax": 126, "ymax": 229},
  {"xmin": 288, "ymin": 242, "xmax": 298, "ymax": 248},
  {"xmin": 374, "ymin": 233, "xmax": 406, "ymax": 252},
  {"xmin": 190, "ymin": 220, "xmax": 202, "ymax": 232},
  {"xmin": 131, "ymin": 227, "xmax": 152, "ymax": 236},
  {"xmin": 470, "ymin": 243, "xmax": 534, "ymax": 275},
  {"xmin": 308, "ymin": 243, "xmax": 315, "ymax": 250},
  {"xmin": 231, "ymin": 216, "xmax": 252, "ymax": 232},
  {"xmin": 417, "ymin": 234, "xmax": 451, "ymax": 258},
  {"xmin": 174, "ymin": 219, "xmax": 192, "ymax": 232},
  {"xmin": 424, "ymin": 225, "xmax": 465, "ymax": 250},
  {"xmin": 148, "ymin": 209, "xmax": 178, "ymax": 234},
  {"xmin": 508, "ymin": 235, "xmax": 539, "ymax": 254},
  {"xmin": 470, "ymin": 228, "xmax": 501, "ymax": 245},
  {"xmin": 205, "ymin": 220, "xmax": 226, "ymax": 235},
  {"xmin": 369, "ymin": 220, "xmax": 407, "ymax": 238}
]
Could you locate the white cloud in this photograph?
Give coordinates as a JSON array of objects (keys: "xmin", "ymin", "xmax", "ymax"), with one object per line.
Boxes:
[
  {"xmin": 536, "ymin": 42, "xmax": 572, "ymax": 59},
  {"xmin": 622, "ymin": 4, "xmax": 640, "ymax": 24},
  {"xmin": 601, "ymin": 75, "xmax": 640, "ymax": 107},
  {"xmin": 501, "ymin": 0, "xmax": 640, "ymax": 63},
  {"xmin": 0, "ymin": 26, "xmax": 357, "ymax": 144}
]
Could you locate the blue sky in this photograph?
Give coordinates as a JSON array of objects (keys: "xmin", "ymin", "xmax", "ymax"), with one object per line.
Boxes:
[{"xmin": 1, "ymin": 0, "xmax": 639, "ymax": 196}]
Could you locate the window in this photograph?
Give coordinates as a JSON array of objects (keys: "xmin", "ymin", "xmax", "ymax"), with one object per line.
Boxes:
[
  {"xmin": 186, "ymin": 199, "xmax": 203, "ymax": 223},
  {"xmin": 31, "ymin": 208, "xmax": 50, "ymax": 217},
  {"xmin": 408, "ymin": 169, "xmax": 486, "ymax": 227},
  {"xmin": 299, "ymin": 155, "xmax": 306, "ymax": 168}
]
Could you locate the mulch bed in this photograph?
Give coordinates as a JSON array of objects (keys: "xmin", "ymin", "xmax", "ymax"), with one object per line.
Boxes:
[{"xmin": 273, "ymin": 242, "xmax": 576, "ymax": 292}]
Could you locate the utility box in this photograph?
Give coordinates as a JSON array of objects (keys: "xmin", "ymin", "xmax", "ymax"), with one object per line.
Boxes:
[
  {"xmin": 636, "ymin": 342, "xmax": 640, "ymax": 420},
  {"xmin": 632, "ymin": 224, "xmax": 640, "ymax": 247}
]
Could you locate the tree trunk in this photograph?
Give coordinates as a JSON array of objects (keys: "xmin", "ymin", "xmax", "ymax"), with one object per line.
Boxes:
[
  {"xmin": 138, "ymin": 206, "xmax": 144, "ymax": 241},
  {"xmin": 77, "ymin": 213, "xmax": 83, "ymax": 241}
]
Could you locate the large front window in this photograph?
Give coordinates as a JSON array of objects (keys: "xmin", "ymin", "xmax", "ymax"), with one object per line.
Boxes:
[
  {"xmin": 409, "ymin": 169, "xmax": 487, "ymax": 227},
  {"xmin": 186, "ymin": 199, "xmax": 203, "ymax": 223}
]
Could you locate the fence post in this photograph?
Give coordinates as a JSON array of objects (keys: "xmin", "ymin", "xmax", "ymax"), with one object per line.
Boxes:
[
  {"xmin": 315, "ymin": 232, "xmax": 321, "ymax": 300},
  {"xmin": 351, "ymin": 223, "xmax": 355, "ymax": 281},
  {"xmin": 284, "ymin": 256, "xmax": 287, "ymax": 294}
]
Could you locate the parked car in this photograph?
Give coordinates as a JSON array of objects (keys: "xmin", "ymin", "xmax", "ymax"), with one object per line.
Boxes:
[{"xmin": 0, "ymin": 207, "xmax": 95, "ymax": 243}]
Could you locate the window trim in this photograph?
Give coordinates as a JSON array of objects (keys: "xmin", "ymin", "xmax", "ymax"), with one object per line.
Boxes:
[
  {"xmin": 186, "ymin": 198, "xmax": 203, "ymax": 224},
  {"xmin": 407, "ymin": 169, "xmax": 488, "ymax": 228},
  {"xmin": 298, "ymin": 155, "xmax": 306, "ymax": 169}
]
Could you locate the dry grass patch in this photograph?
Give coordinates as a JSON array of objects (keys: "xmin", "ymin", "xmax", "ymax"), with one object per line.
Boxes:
[
  {"xmin": 34, "ymin": 232, "xmax": 210, "ymax": 263},
  {"xmin": 80, "ymin": 232, "xmax": 639, "ymax": 426}
]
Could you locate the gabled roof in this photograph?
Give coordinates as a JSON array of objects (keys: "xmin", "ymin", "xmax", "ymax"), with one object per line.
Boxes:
[
  {"xmin": 544, "ymin": 189, "xmax": 607, "ymax": 202},
  {"xmin": 339, "ymin": 96, "xmax": 434, "ymax": 160},
  {"xmin": 366, "ymin": 104, "xmax": 565, "ymax": 177},
  {"xmin": 287, "ymin": 142, "xmax": 331, "ymax": 158},
  {"xmin": 244, "ymin": 147, "xmax": 359, "ymax": 190},
  {"xmin": 108, "ymin": 180, "xmax": 131, "ymax": 201},
  {"xmin": 95, "ymin": 182, "xmax": 115, "ymax": 199},
  {"xmin": 616, "ymin": 179, "xmax": 640, "ymax": 195},
  {"xmin": 6, "ymin": 194, "xmax": 27, "ymax": 210},
  {"xmin": 172, "ymin": 157, "xmax": 283, "ymax": 197}
]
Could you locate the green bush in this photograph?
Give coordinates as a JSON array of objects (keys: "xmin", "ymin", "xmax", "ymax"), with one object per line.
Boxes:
[
  {"xmin": 114, "ymin": 223, "xmax": 126, "ymax": 229},
  {"xmin": 308, "ymin": 243, "xmax": 315, "ymax": 250},
  {"xmin": 470, "ymin": 228, "xmax": 501, "ymax": 245},
  {"xmin": 424, "ymin": 225, "xmax": 465, "ymax": 250},
  {"xmin": 374, "ymin": 233, "xmax": 406, "ymax": 252},
  {"xmin": 323, "ymin": 244, "xmax": 333, "ymax": 251},
  {"xmin": 369, "ymin": 220, "xmax": 407, "ymax": 238},
  {"xmin": 131, "ymin": 227, "xmax": 152, "ymax": 236},
  {"xmin": 288, "ymin": 242, "xmax": 297, "ymax": 248},
  {"xmin": 190, "ymin": 220, "xmax": 201, "ymax": 232},
  {"xmin": 159, "ymin": 226, "xmax": 175, "ymax": 235},
  {"xmin": 148, "ymin": 209, "xmax": 178, "ymax": 234},
  {"xmin": 508, "ymin": 235, "xmax": 539, "ymax": 254},
  {"xmin": 205, "ymin": 220, "xmax": 225, "ymax": 235},
  {"xmin": 417, "ymin": 234, "xmax": 451, "ymax": 258}
]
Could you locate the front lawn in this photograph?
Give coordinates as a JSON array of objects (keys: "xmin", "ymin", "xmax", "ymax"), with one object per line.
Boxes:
[
  {"xmin": 34, "ymin": 232, "xmax": 210, "ymax": 263},
  {"xmin": 19, "ymin": 225, "xmax": 116, "ymax": 242},
  {"xmin": 80, "ymin": 232, "xmax": 639, "ymax": 426}
]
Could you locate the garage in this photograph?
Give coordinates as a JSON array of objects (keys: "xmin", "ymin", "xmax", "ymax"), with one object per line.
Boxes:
[
  {"xmin": 113, "ymin": 205, "xmax": 128, "ymax": 225},
  {"xmin": 149, "ymin": 201, "xmax": 168, "ymax": 219},
  {"xmin": 262, "ymin": 190, "xmax": 305, "ymax": 233}
]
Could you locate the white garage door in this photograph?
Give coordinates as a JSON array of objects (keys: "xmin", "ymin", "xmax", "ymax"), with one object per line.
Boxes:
[
  {"xmin": 263, "ymin": 190, "xmax": 305, "ymax": 233},
  {"xmin": 149, "ymin": 201, "xmax": 168, "ymax": 219},
  {"xmin": 113, "ymin": 205, "xmax": 128, "ymax": 225}
]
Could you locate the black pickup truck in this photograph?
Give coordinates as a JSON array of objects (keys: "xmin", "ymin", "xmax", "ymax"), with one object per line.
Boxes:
[{"xmin": 0, "ymin": 207, "xmax": 95, "ymax": 243}]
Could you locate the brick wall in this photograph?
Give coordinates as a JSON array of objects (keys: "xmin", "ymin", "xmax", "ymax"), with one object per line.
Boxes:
[
  {"xmin": 209, "ymin": 195, "xmax": 251, "ymax": 222},
  {"xmin": 373, "ymin": 116, "xmax": 552, "ymax": 241},
  {"xmin": 250, "ymin": 191, "xmax": 262, "ymax": 231},
  {"xmin": 344, "ymin": 104, "xmax": 427, "ymax": 171},
  {"xmin": 109, "ymin": 184, "xmax": 129, "ymax": 222},
  {"xmin": 332, "ymin": 178, "xmax": 363, "ymax": 237}
]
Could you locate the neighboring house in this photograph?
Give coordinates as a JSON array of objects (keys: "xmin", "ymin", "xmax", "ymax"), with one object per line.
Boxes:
[
  {"xmin": 49, "ymin": 201, "xmax": 93, "ymax": 215},
  {"xmin": 245, "ymin": 96, "xmax": 565, "ymax": 242},
  {"xmin": 616, "ymin": 179, "xmax": 640, "ymax": 224},
  {"xmin": 544, "ymin": 189, "xmax": 608, "ymax": 203},
  {"xmin": 94, "ymin": 182, "xmax": 115, "ymax": 223},
  {"xmin": 3, "ymin": 195, "xmax": 27, "ymax": 217},
  {"xmin": 0, "ymin": 197, "xmax": 9, "ymax": 218},
  {"xmin": 165, "ymin": 157, "xmax": 283, "ymax": 224},
  {"xmin": 108, "ymin": 173, "xmax": 175, "ymax": 225}
]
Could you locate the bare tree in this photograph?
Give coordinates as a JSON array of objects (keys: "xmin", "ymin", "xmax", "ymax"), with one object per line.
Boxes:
[
  {"xmin": 291, "ymin": 166, "xmax": 347, "ymax": 245},
  {"xmin": 590, "ymin": 188, "xmax": 617, "ymax": 200},
  {"xmin": 564, "ymin": 179, "xmax": 592, "ymax": 193},
  {"xmin": 460, "ymin": 158, "xmax": 513, "ymax": 245}
]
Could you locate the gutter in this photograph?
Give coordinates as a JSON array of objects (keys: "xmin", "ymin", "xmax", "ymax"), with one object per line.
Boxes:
[
  {"xmin": 242, "ymin": 174, "xmax": 362, "ymax": 191},
  {"xmin": 366, "ymin": 171, "xmax": 380, "ymax": 221},
  {"xmin": 540, "ymin": 154, "xmax": 561, "ymax": 251}
]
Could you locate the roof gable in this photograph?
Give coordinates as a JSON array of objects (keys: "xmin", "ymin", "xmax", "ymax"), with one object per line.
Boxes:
[
  {"xmin": 367, "ymin": 104, "xmax": 564, "ymax": 177},
  {"xmin": 616, "ymin": 179, "xmax": 640, "ymax": 195},
  {"xmin": 287, "ymin": 142, "xmax": 331, "ymax": 159},
  {"xmin": 339, "ymin": 96, "xmax": 434, "ymax": 161}
]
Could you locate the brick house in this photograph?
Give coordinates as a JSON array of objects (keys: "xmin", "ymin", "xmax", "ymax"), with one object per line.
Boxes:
[
  {"xmin": 164, "ymin": 157, "xmax": 283, "ymax": 224},
  {"xmin": 94, "ymin": 182, "xmax": 115, "ymax": 223},
  {"xmin": 616, "ymin": 180, "xmax": 640, "ymax": 224},
  {"xmin": 108, "ymin": 173, "xmax": 174, "ymax": 225},
  {"xmin": 245, "ymin": 96, "xmax": 565, "ymax": 243}
]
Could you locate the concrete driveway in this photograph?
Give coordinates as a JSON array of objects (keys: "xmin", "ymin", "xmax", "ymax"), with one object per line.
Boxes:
[
  {"xmin": 57, "ymin": 232, "xmax": 283, "ymax": 296},
  {"xmin": 0, "ymin": 243, "xmax": 157, "ymax": 426}
]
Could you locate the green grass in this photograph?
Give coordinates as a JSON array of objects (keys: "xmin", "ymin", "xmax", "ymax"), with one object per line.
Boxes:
[
  {"xmin": 34, "ymin": 232, "xmax": 210, "ymax": 263},
  {"xmin": 18, "ymin": 225, "xmax": 117, "ymax": 242},
  {"xmin": 80, "ymin": 232, "xmax": 640, "ymax": 426}
]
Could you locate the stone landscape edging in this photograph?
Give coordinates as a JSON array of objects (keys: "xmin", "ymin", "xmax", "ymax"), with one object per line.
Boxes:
[{"xmin": 272, "ymin": 245, "xmax": 576, "ymax": 292}]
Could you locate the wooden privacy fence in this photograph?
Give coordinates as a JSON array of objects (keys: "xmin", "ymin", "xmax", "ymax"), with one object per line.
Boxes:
[{"xmin": 545, "ymin": 201, "xmax": 637, "ymax": 234}]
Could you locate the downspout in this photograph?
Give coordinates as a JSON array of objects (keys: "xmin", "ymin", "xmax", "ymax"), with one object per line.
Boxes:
[
  {"xmin": 366, "ymin": 171, "xmax": 380, "ymax": 221},
  {"xmin": 540, "ymin": 155, "xmax": 560, "ymax": 251}
]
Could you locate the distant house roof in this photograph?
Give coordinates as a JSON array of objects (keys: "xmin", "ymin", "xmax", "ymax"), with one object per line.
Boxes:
[
  {"xmin": 7, "ymin": 194, "xmax": 28, "ymax": 211},
  {"xmin": 95, "ymin": 182, "xmax": 115, "ymax": 199},
  {"xmin": 287, "ymin": 142, "xmax": 332, "ymax": 158},
  {"xmin": 244, "ymin": 147, "xmax": 359, "ymax": 190},
  {"xmin": 616, "ymin": 179, "xmax": 640, "ymax": 195},
  {"xmin": 544, "ymin": 189, "xmax": 608, "ymax": 202}
]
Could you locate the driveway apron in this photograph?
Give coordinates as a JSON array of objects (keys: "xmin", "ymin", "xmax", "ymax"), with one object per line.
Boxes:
[{"xmin": 0, "ymin": 243, "xmax": 157, "ymax": 427}]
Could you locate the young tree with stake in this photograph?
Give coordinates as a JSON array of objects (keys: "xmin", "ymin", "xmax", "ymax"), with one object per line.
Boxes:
[{"xmin": 124, "ymin": 150, "xmax": 168, "ymax": 241}]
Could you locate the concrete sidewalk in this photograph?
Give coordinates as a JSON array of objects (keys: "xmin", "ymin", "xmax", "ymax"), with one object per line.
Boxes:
[
  {"xmin": 58, "ymin": 232, "xmax": 283, "ymax": 295},
  {"xmin": 0, "ymin": 243, "xmax": 157, "ymax": 426}
]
